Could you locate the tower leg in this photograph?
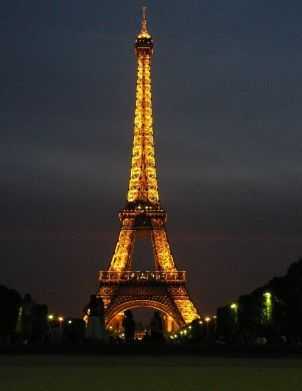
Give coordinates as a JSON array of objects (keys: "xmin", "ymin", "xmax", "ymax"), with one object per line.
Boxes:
[{"xmin": 109, "ymin": 219, "xmax": 135, "ymax": 272}]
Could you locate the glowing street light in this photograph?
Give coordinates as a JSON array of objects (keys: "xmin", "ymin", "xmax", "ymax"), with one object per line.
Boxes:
[
  {"xmin": 263, "ymin": 292, "xmax": 272, "ymax": 300},
  {"xmin": 205, "ymin": 316, "xmax": 211, "ymax": 323},
  {"xmin": 48, "ymin": 314, "xmax": 54, "ymax": 321},
  {"xmin": 263, "ymin": 291, "xmax": 272, "ymax": 322},
  {"xmin": 230, "ymin": 302, "xmax": 238, "ymax": 324}
]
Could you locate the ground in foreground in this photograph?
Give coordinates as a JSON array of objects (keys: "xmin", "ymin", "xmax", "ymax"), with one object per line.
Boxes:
[{"xmin": 0, "ymin": 355, "xmax": 301, "ymax": 391}]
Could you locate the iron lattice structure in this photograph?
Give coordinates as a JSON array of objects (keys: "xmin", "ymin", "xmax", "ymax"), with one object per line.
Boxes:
[{"xmin": 98, "ymin": 9, "xmax": 200, "ymax": 330}]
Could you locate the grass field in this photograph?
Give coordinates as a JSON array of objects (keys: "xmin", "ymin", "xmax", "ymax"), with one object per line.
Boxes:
[{"xmin": 0, "ymin": 355, "xmax": 302, "ymax": 391}]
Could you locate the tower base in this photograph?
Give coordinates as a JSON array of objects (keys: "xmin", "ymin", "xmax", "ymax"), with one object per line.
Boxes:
[{"xmin": 98, "ymin": 270, "xmax": 199, "ymax": 330}]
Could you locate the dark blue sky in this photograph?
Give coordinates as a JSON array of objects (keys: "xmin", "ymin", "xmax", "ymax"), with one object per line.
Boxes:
[{"xmin": 1, "ymin": 0, "xmax": 302, "ymax": 316}]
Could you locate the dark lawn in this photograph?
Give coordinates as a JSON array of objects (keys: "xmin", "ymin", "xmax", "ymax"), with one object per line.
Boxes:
[{"xmin": 0, "ymin": 355, "xmax": 301, "ymax": 391}]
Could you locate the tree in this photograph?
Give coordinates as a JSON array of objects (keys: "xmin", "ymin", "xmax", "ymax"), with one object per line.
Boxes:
[{"xmin": 0, "ymin": 285, "xmax": 21, "ymax": 342}]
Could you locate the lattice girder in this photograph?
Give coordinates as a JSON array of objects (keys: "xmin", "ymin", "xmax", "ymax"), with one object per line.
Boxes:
[
  {"xmin": 109, "ymin": 218, "xmax": 135, "ymax": 272},
  {"xmin": 97, "ymin": 9, "xmax": 200, "ymax": 330},
  {"xmin": 127, "ymin": 28, "xmax": 159, "ymax": 205}
]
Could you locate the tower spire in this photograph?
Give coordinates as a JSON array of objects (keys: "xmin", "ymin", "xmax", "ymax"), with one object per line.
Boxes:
[{"xmin": 138, "ymin": 6, "xmax": 151, "ymax": 38}]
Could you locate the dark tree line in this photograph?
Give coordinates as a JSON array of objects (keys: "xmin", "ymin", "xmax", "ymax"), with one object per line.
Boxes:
[
  {"xmin": 216, "ymin": 258, "xmax": 302, "ymax": 344},
  {"xmin": 0, "ymin": 285, "xmax": 21, "ymax": 343},
  {"xmin": 0, "ymin": 285, "xmax": 50, "ymax": 345}
]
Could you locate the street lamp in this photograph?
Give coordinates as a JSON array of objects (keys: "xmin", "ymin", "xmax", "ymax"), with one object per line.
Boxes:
[
  {"xmin": 204, "ymin": 317, "xmax": 211, "ymax": 338},
  {"xmin": 230, "ymin": 302, "xmax": 238, "ymax": 319},
  {"xmin": 263, "ymin": 292, "xmax": 272, "ymax": 300},
  {"xmin": 263, "ymin": 291, "xmax": 272, "ymax": 322}
]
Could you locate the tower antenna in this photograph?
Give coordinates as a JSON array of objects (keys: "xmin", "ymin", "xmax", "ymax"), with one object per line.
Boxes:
[{"xmin": 141, "ymin": 6, "xmax": 148, "ymax": 34}]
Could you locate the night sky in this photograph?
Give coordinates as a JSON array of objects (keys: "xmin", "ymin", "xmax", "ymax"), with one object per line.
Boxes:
[{"xmin": 1, "ymin": 0, "xmax": 302, "ymax": 317}]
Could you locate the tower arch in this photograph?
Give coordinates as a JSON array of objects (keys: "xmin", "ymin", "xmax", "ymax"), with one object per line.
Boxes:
[{"xmin": 106, "ymin": 299, "xmax": 182, "ymax": 331}]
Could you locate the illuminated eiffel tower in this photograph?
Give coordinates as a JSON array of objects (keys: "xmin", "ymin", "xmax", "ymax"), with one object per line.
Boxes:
[{"xmin": 98, "ymin": 8, "xmax": 200, "ymax": 331}]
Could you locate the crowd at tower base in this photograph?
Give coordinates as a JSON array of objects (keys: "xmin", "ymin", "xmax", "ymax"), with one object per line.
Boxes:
[{"xmin": 0, "ymin": 287, "xmax": 167, "ymax": 346}]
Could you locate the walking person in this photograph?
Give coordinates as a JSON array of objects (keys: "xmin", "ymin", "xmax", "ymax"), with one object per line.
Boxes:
[
  {"xmin": 150, "ymin": 311, "xmax": 164, "ymax": 342},
  {"xmin": 122, "ymin": 310, "xmax": 135, "ymax": 343},
  {"xmin": 85, "ymin": 295, "xmax": 106, "ymax": 341}
]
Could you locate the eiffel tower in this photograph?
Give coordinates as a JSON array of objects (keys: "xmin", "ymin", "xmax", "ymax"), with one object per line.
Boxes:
[{"xmin": 98, "ymin": 8, "xmax": 200, "ymax": 332}]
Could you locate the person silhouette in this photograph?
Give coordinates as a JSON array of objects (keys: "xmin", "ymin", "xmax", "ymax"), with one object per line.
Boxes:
[
  {"xmin": 85, "ymin": 294, "xmax": 106, "ymax": 341},
  {"xmin": 122, "ymin": 310, "xmax": 135, "ymax": 342},
  {"xmin": 150, "ymin": 311, "xmax": 164, "ymax": 342}
]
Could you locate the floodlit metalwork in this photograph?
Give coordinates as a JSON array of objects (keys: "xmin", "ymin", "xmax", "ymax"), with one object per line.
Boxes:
[
  {"xmin": 97, "ymin": 8, "xmax": 200, "ymax": 330},
  {"xmin": 174, "ymin": 299, "xmax": 200, "ymax": 324},
  {"xmin": 128, "ymin": 8, "xmax": 158, "ymax": 204},
  {"xmin": 137, "ymin": 6, "xmax": 151, "ymax": 39},
  {"xmin": 99, "ymin": 270, "xmax": 186, "ymax": 282},
  {"xmin": 109, "ymin": 221, "xmax": 135, "ymax": 272},
  {"xmin": 152, "ymin": 229, "xmax": 177, "ymax": 271}
]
